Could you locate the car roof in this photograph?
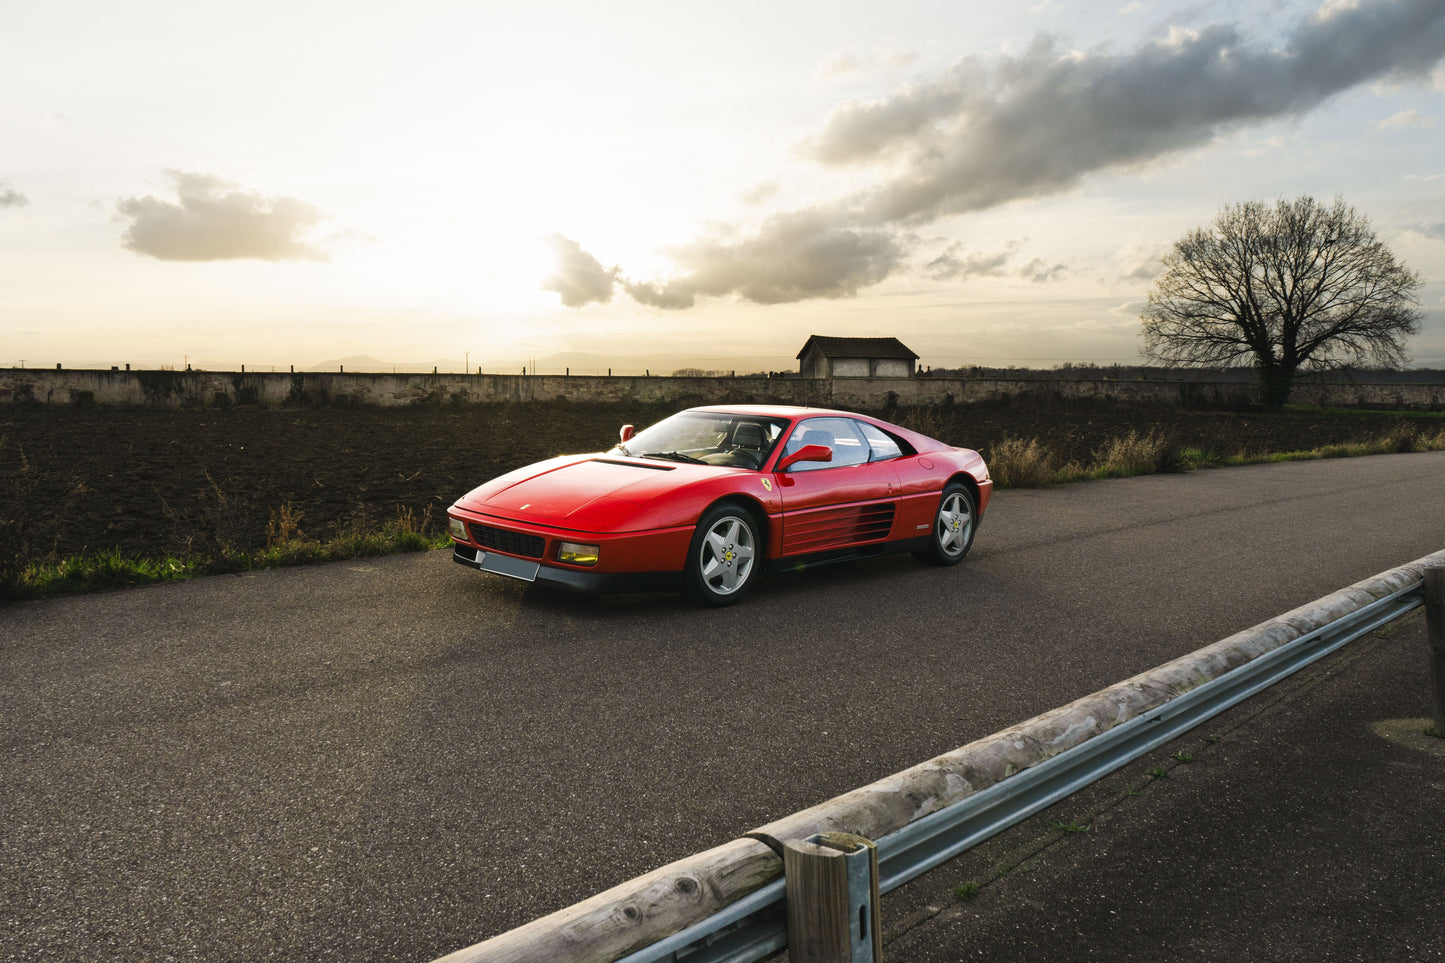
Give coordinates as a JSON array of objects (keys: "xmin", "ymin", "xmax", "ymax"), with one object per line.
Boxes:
[{"xmin": 688, "ymin": 404, "xmax": 862, "ymax": 419}]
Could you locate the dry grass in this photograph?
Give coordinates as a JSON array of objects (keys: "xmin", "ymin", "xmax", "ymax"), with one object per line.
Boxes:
[
  {"xmin": 990, "ymin": 429, "xmax": 1180, "ymax": 487},
  {"xmin": 266, "ymin": 502, "xmax": 305, "ymax": 548},
  {"xmin": 1087, "ymin": 428, "xmax": 1181, "ymax": 478},
  {"xmin": 987, "ymin": 437, "xmax": 1059, "ymax": 488},
  {"xmin": 987, "ymin": 421, "xmax": 1445, "ymax": 489}
]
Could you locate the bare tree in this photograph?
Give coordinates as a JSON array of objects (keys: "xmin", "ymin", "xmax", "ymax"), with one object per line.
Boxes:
[{"xmin": 1141, "ymin": 196, "xmax": 1422, "ymax": 410}]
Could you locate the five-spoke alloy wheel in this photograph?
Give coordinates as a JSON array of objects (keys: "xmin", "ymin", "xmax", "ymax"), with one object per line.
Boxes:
[
  {"xmin": 915, "ymin": 482, "xmax": 977, "ymax": 566},
  {"xmin": 685, "ymin": 504, "xmax": 760, "ymax": 606}
]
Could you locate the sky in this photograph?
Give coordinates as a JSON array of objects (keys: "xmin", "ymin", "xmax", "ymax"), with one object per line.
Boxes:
[{"xmin": 4, "ymin": 0, "xmax": 1445, "ymax": 374}]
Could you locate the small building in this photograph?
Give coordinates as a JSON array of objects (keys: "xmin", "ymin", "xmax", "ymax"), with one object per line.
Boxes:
[{"xmin": 796, "ymin": 335, "xmax": 919, "ymax": 379}]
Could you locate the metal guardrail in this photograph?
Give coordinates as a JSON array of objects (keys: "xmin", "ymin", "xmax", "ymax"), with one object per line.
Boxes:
[
  {"xmin": 876, "ymin": 579, "xmax": 1424, "ymax": 893},
  {"xmin": 616, "ymin": 578, "xmax": 1428, "ymax": 963},
  {"xmin": 434, "ymin": 550, "xmax": 1445, "ymax": 963}
]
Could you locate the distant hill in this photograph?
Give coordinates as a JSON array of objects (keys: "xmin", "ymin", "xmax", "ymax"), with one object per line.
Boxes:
[
  {"xmin": 525, "ymin": 352, "xmax": 785, "ymax": 377},
  {"xmin": 305, "ymin": 352, "xmax": 789, "ymax": 377},
  {"xmin": 307, "ymin": 356, "xmax": 464, "ymax": 373}
]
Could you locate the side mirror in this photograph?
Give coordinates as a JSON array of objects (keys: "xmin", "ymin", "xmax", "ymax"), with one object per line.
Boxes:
[
  {"xmin": 777, "ymin": 444, "xmax": 832, "ymax": 472},
  {"xmin": 619, "ymin": 425, "xmax": 636, "ymax": 444}
]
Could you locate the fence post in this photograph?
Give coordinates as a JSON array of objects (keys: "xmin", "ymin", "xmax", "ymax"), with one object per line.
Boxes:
[
  {"xmin": 1425, "ymin": 566, "xmax": 1445, "ymax": 735},
  {"xmin": 784, "ymin": 832, "xmax": 882, "ymax": 962}
]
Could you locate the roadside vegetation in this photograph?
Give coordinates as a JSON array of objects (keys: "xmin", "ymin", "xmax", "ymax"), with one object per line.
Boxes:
[
  {"xmin": 3, "ymin": 401, "xmax": 1444, "ymax": 603},
  {"xmin": 0, "ymin": 460, "xmax": 447, "ymax": 602},
  {"xmin": 981, "ymin": 417, "xmax": 1445, "ymax": 488}
]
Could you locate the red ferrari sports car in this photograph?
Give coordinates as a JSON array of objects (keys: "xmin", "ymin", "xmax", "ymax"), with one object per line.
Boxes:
[{"xmin": 447, "ymin": 404, "xmax": 991, "ymax": 605}]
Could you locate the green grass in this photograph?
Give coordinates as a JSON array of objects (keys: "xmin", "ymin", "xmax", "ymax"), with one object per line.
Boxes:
[
  {"xmin": 4, "ymin": 509, "xmax": 449, "ymax": 602},
  {"xmin": 953, "ymin": 881, "xmax": 981, "ymax": 902},
  {"xmin": 1049, "ymin": 819, "xmax": 1091, "ymax": 834},
  {"xmin": 1289, "ymin": 405, "xmax": 1445, "ymax": 422}
]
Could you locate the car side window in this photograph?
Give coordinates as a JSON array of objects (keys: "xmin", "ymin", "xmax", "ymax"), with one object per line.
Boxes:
[
  {"xmin": 780, "ymin": 417, "xmax": 870, "ymax": 472},
  {"xmin": 857, "ymin": 422, "xmax": 903, "ymax": 462}
]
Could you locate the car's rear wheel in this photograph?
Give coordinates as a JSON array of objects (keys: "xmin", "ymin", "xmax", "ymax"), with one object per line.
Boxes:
[
  {"xmin": 915, "ymin": 482, "xmax": 976, "ymax": 566},
  {"xmin": 685, "ymin": 504, "xmax": 761, "ymax": 606}
]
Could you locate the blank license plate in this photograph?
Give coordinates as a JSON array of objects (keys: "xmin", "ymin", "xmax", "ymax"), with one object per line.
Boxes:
[{"xmin": 476, "ymin": 549, "xmax": 541, "ymax": 582}]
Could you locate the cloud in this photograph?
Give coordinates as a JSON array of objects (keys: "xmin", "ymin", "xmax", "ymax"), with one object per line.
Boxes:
[
  {"xmin": 0, "ymin": 183, "xmax": 28, "ymax": 208},
  {"xmin": 640, "ymin": 210, "xmax": 904, "ymax": 307},
  {"xmin": 739, "ymin": 182, "xmax": 780, "ymax": 206},
  {"xmin": 540, "ymin": 233, "xmax": 617, "ymax": 307},
  {"xmin": 1414, "ymin": 221, "xmax": 1445, "ymax": 241},
  {"xmin": 1377, "ymin": 107, "xmax": 1436, "ymax": 129},
  {"xmin": 925, "ymin": 239, "xmax": 1066, "ymax": 282},
  {"xmin": 117, "ymin": 171, "xmax": 328, "ymax": 261},
  {"xmin": 1113, "ymin": 241, "xmax": 1171, "ymax": 281},
  {"xmin": 557, "ymin": 0, "xmax": 1445, "ymax": 310},
  {"xmin": 621, "ymin": 277, "xmax": 695, "ymax": 310},
  {"xmin": 657, "ymin": 210, "xmax": 905, "ymax": 305},
  {"xmin": 925, "ymin": 242, "xmax": 1014, "ymax": 280},
  {"xmin": 803, "ymin": 0, "xmax": 1445, "ymax": 225},
  {"xmin": 579, "ymin": 210, "xmax": 906, "ymax": 309},
  {"xmin": 797, "ymin": 62, "xmax": 984, "ymax": 168},
  {"xmin": 816, "ymin": 46, "xmax": 918, "ymax": 80},
  {"xmin": 1019, "ymin": 257, "xmax": 1069, "ymax": 283}
]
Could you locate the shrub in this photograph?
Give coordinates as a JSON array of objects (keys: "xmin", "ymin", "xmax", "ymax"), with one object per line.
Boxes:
[
  {"xmin": 988, "ymin": 437, "xmax": 1058, "ymax": 488},
  {"xmin": 266, "ymin": 502, "xmax": 305, "ymax": 548},
  {"xmin": 1177, "ymin": 446, "xmax": 1221, "ymax": 469},
  {"xmin": 1384, "ymin": 423, "xmax": 1421, "ymax": 453},
  {"xmin": 1092, "ymin": 429, "xmax": 1180, "ymax": 477}
]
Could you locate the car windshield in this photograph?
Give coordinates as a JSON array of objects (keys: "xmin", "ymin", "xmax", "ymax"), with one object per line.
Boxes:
[{"xmin": 611, "ymin": 411, "xmax": 790, "ymax": 470}]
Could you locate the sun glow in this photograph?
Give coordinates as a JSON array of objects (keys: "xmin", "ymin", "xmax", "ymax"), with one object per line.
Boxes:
[
  {"xmin": 331, "ymin": 136, "xmax": 705, "ymax": 314},
  {"xmin": 358, "ymin": 221, "xmax": 555, "ymax": 310}
]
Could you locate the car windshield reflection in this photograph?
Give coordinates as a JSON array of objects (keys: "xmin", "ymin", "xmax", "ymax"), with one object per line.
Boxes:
[{"xmin": 610, "ymin": 412, "xmax": 790, "ymax": 470}]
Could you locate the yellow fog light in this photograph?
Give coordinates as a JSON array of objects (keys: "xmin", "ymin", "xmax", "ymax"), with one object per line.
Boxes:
[
  {"xmin": 448, "ymin": 517, "xmax": 469, "ymax": 541},
  {"xmin": 558, "ymin": 542, "xmax": 600, "ymax": 566}
]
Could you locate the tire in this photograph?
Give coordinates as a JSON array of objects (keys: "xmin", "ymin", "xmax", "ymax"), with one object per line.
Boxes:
[
  {"xmin": 684, "ymin": 504, "xmax": 761, "ymax": 606},
  {"xmin": 914, "ymin": 483, "xmax": 977, "ymax": 566}
]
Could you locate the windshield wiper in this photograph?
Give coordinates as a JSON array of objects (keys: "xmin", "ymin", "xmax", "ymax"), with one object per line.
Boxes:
[{"xmin": 642, "ymin": 450, "xmax": 705, "ymax": 464}]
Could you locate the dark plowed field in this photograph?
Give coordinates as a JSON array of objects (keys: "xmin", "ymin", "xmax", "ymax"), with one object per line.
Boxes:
[{"xmin": 0, "ymin": 399, "xmax": 1429, "ymax": 562}]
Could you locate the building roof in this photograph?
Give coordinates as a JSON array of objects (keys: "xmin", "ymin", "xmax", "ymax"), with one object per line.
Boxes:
[{"xmin": 795, "ymin": 336, "xmax": 919, "ymax": 360}]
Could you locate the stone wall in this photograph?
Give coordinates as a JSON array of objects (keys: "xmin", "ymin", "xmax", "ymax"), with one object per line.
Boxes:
[{"xmin": 2, "ymin": 367, "xmax": 1441, "ymax": 410}]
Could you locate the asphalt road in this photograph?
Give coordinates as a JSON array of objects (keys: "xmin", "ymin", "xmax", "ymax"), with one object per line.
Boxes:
[{"xmin": 4, "ymin": 452, "xmax": 1445, "ymax": 962}]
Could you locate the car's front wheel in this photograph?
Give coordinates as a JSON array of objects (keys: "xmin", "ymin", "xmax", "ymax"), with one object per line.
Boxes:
[
  {"xmin": 684, "ymin": 504, "xmax": 761, "ymax": 606},
  {"xmin": 915, "ymin": 482, "xmax": 977, "ymax": 566}
]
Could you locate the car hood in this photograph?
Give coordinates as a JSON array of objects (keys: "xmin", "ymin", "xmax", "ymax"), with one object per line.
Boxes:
[{"xmin": 452, "ymin": 454, "xmax": 714, "ymax": 529}]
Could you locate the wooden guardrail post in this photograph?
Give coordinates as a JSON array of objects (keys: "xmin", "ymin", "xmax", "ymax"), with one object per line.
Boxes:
[
  {"xmin": 784, "ymin": 832, "xmax": 882, "ymax": 962},
  {"xmin": 1425, "ymin": 566, "xmax": 1445, "ymax": 735}
]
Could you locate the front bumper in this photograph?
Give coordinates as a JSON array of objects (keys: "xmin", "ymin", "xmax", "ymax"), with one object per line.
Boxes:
[{"xmin": 451, "ymin": 545, "xmax": 682, "ymax": 595}]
